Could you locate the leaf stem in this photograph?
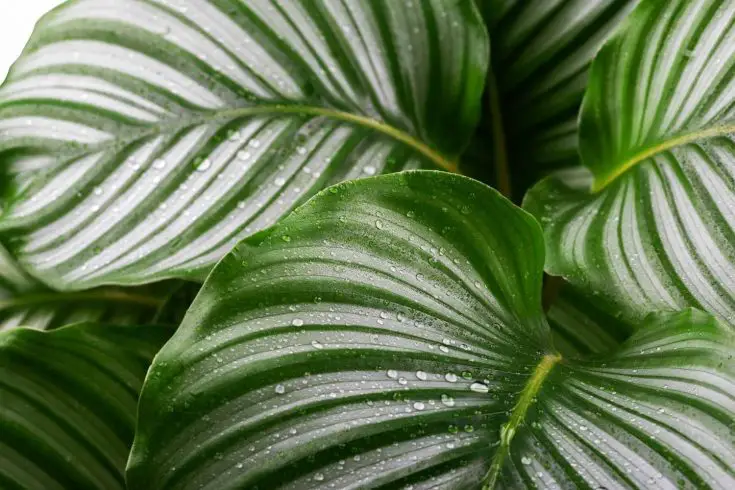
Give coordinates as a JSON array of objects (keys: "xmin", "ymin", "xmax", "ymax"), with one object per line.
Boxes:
[
  {"xmin": 487, "ymin": 71, "xmax": 511, "ymax": 197},
  {"xmin": 591, "ymin": 123, "xmax": 735, "ymax": 192},
  {"xmin": 69, "ymin": 105, "xmax": 461, "ymax": 175},
  {"xmin": 0, "ymin": 288, "xmax": 164, "ymax": 310},
  {"xmin": 481, "ymin": 352, "xmax": 562, "ymax": 488}
]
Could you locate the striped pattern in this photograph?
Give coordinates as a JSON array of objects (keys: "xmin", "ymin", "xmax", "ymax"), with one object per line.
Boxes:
[
  {"xmin": 482, "ymin": 0, "xmax": 636, "ymax": 192},
  {"xmin": 0, "ymin": 241, "xmax": 166, "ymax": 331},
  {"xmin": 0, "ymin": 322, "xmax": 171, "ymax": 489},
  {"xmin": 499, "ymin": 309, "xmax": 735, "ymax": 489},
  {"xmin": 128, "ymin": 172, "xmax": 735, "ymax": 489},
  {"xmin": 0, "ymin": 0, "xmax": 488, "ymax": 290},
  {"xmin": 525, "ymin": 0, "xmax": 735, "ymax": 326},
  {"xmin": 128, "ymin": 171, "xmax": 553, "ymax": 489}
]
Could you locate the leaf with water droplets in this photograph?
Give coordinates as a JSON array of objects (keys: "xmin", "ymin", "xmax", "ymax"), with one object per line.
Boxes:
[
  {"xmin": 525, "ymin": 0, "xmax": 735, "ymax": 328},
  {"xmin": 129, "ymin": 171, "xmax": 735, "ymax": 489},
  {"xmin": 0, "ymin": 0, "xmax": 487, "ymax": 290}
]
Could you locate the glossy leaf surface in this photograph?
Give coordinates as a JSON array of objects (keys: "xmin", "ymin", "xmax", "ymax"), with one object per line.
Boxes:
[
  {"xmin": 0, "ymin": 242, "xmax": 165, "ymax": 331},
  {"xmin": 129, "ymin": 172, "xmax": 735, "ymax": 489},
  {"xmin": 476, "ymin": 0, "xmax": 636, "ymax": 196},
  {"xmin": 0, "ymin": 0, "xmax": 487, "ymax": 289},
  {"xmin": 0, "ymin": 322, "xmax": 171, "ymax": 489},
  {"xmin": 525, "ymin": 0, "xmax": 735, "ymax": 325}
]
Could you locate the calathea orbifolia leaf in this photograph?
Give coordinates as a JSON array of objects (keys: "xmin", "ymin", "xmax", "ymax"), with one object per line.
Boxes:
[
  {"xmin": 127, "ymin": 171, "xmax": 735, "ymax": 489},
  {"xmin": 525, "ymin": 0, "xmax": 735, "ymax": 326},
  {"xmin": 0, "ymin": 322, "xmax": 172, "ymax": 489},
  {"xmin": 0, "ymin": 241, "xmax": 166, "ymax": 331},
  {"xmin": 472, "ymin": 0, "xmax": 636, "ymax": 196},
  {"xmin": 0, "ymin": 0, "xmax": 487, "ymax": 290}
]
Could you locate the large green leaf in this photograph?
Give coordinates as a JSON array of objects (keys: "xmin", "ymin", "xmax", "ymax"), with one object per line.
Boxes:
[
  {"xmin": 0, "ymin": 241, "xmax": 167, "ymax": 331},
  {"xmin": 0, "ymin": 0, "xmax": 487, "ymax": 290},
  {"xmin": 0, "ymin": 322, "xmax": 171, "ymax": 489},
  {"xmin": 525, "ymin": 0, "xmax": 735, "ymax": 325},
  {"xmin": 128, "ymin": 171, "xmax": 735, "ymax": 489},
  {"xmin": 473, "ymin": 0, "xmax": 636, "ymax": 196}
]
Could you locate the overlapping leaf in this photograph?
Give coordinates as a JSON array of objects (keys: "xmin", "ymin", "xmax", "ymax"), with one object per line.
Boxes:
[
  {"xmin": 525, "ymin": 0, "xmax": 735, "ymax": 326},
  {"xmin": 0, "ymin": 241, "xmax": 165, "ymax": 331},
  {"xmin": 0, "ymin": 322, "xmax": 172, "ymax": 489},
  {"xmin": 474, "ymin": 0, "xmax": 636, "ymax": 196},
  {"xmin": 0, "ymin": 0, "xmax": 487, "ymax": 290},
  {"xmin": 128, "ymin": 172, "xmax": 735, "ymax": 489}
]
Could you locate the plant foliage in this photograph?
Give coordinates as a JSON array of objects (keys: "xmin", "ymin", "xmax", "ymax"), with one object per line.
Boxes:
[{"xmin": 0, "ymin": 0, "xmax": 733, "ymax": 489}]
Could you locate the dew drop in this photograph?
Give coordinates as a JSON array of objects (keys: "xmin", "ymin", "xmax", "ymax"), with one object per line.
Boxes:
[
  {"xmin": 363, "ymin": 165, "xmax": 376, "ymax": 175},
  {"xmin": 292, "ymin": 318, "xmax": 304, "ymax": 327},
  {"xmin": 470, "ymin": 382, "xmax": 489, "ymax": 393},
  {"xmin": 313, "ymin": 473, "xmax": 325, "ymax": 482},
  {"xmin": 311, "ymin": 340, "xmax": 323, "ymax": 349},
  {"xmin": 386, "ymin": 369, "xmax": 398, "ymax": 379},
  {"xmin": 413, "ymin": 402, "xmax": 425, "ymax": 411},
  {"xmin": 274, "ymin": 177, "xmax": 286, "ymax": 187},
  {"xmin": 196, "ymin": 159, "xmax": 211, "ymax": 171},
  {"xmin": 153, "ymin": 158, "xmax": 167, "ymax": 169},
  {"xmin": 275, "ymin": 384, "xmax": 286, "ymax": 394},
  {"xmin": 415, "ymin": 370, "xmax": 428, "ymax": 381},
  {"xmin": 440, "ymin": 394, "xmax": 455, "ymax": 407},
  {"xmin": 375, "ymin": 220, "xmax": 384, "ymax": 230},
  {"xmin": 521, "ymin": 456, "xmax": 532, "ymax": 465},
  {"xmin": 445, "ymin": 373, "xmax": 458, "ymax": 383}
]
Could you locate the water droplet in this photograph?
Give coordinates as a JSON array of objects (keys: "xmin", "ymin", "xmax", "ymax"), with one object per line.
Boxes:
[
  {"xmin": 274, "ymin": 177, "xmax": 286, "ymax": 187},
  {"xmin": 275, "ymin": 384, "xmax": 286, "ymax": 394},
  {"xmin": 296, "ymin": 146, "xmax": 307, "ymax": 155},
  {"xmin": 579, "ymin": 425, "xmax": 588, "ymax": 432},
  {"xmin": 406, "ymin": 210, "xmax": 415, "ymax": 218},
  {"xmin": 196, "ymin": 158, "xmax": 212, "ymax": 171},
  {"xmin": 311, "ymin": 340, "xmax": 323, "ymax": 349},
  {"xmin": 281, "ymin": 235, "xmax": 291, "ymax": 242},
  {"xmin": 386, "ymin": 369, "xmax": 398, "ymax": 379},
  {"xmin": 93, "ymin": 186, "xmax": 103, "ymax": 196},
  {"xmin": 415, "ymin": 370, "xmax": 428, "ymax": 381},
  {"xmin": 440, "ymin": 394, "xmax": 455, "ymax": 407},
  {"xmin": 398, "ymin": 377, "xmax": 408, "ymax": 385},
  {"xmin": 313, "ymin": 473, "xmax": 325, "ymax": 482},
  {"xmin": 237, "ymin": 150, "xmax": 251, "ymax": 160},
  {"xmin": 363, "ymin": 165, "xmax": 376, "ymax": 175},
  {"xmin": 413, "ymin": 402, "xmax": 425, "ymax": 411},
  {"xmin": 375, "ymin": 220, "xmax": 384, "ymax": 230},
  {"xmin": 249, "ymin": 139, "xmax": 261, "ymax": 148},
  {"xmin": 521, "ymin": 456, "xmax": 532, "ymax": 465},
  {"xmin": 470, "ymin": 382, "xmax": 489, "ymax": 393},
  {"xmin": 439, "ymin": 345, "xmax": 449, "ymax": 353},
  {"xmin": 153, "ymin": 158, "xmax": 167, "ymax": 169},
  {"xmin": 445, "ymin": 373, "xmax": 458, "ymax": 383},
  {"xmin": 292, "ymin": 318, "xmax": 304, "ymax": 327}
]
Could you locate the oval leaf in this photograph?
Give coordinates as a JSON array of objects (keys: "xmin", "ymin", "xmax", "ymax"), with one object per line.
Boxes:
[
  {"xmin": 0, "ymin": 322, "xmax": 171, "ymax": 489},
  {"xmin": 128, "ymin": 171, "xmax": 735, "ymax": 489},
  {"xmin": 525, "ymin": 0, "xmax": 735, "ymax": 325},
  {"xmin": 0, "ymin": 0, "xmax": 487, "ymax": 290}
]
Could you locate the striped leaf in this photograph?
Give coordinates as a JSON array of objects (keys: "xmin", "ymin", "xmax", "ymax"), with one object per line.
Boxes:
[
  {"xmin": 0, "ymin": 322, "xmax": 171, "ymax": 489},
  {"xmin": 0, "ymin": 0, "xmax": 487, "ymax": 290},
  {"xmin": 475, "ymin": 0, "xmax": 636, "ymax": 196},
  {"xmin": 525, "ymin": 0, "xmax": 735, "ymax": 326},
  {"xmin": 128, "ymin": 171, "xmax": 735, "ymax": 489},
  {"xmin": 0, "ymin": 241, "xmax": 167, "ymax": 331}
]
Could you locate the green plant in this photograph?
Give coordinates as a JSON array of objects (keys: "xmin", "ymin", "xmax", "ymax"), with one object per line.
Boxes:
[{"xmin": 0, "ymin": 0, "xmax": 733, "ymax": 489}]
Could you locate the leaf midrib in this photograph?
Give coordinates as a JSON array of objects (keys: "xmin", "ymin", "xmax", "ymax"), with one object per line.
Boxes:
[
  {"xmin": 28, "ymin": 104, "xmax": 459, "ymax": 174},
  {"xmin": 591, "ymin": 123, "xmax": 735, "ymax": 192},
  {"xmin": 481, "ymin": 352, "xmax": 562, "ymax": 489}
]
